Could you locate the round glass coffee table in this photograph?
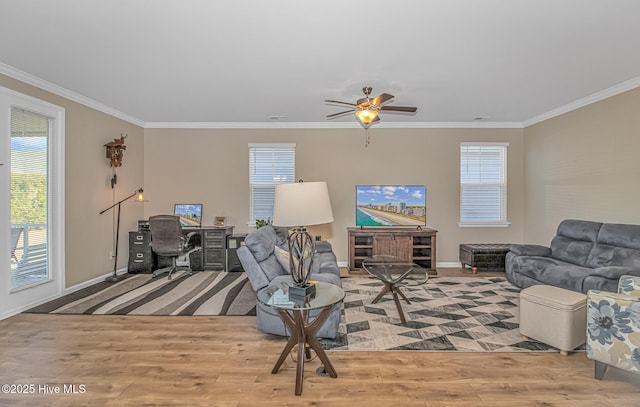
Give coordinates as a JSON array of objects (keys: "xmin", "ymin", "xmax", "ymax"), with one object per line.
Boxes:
[
  {"xmin": 362, "ymin": 255, "xmax": 428, "ymax": 324},
  {"xmin": 257, "ymin": 281, "xmax": 345, "ymax": 396}
]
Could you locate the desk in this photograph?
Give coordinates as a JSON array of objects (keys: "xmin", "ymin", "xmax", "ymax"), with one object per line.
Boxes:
[
  {"xmin": 128, "ymin": 226, "xmax": 234, "ymax": 273},
  {"xmin": 257, "ymin": 281, "xmax": 345, "ymax": 396}
]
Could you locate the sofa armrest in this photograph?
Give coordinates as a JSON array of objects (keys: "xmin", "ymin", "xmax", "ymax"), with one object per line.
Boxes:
[
  {"xmin": 619, "ymin": 275, "xmax": 640, "ymax": 295},
  {"xmin": 586, "ymin": 288, "xmax": 640, "ymax": 377},
  {"xmin": 311, "ymin": 248, "xmax": 341, "ymax": 279},
  {"xmin": 237, "ymin": 246, "xmax": 270, "ymax": 291},
  {"xmin": 315, "ymin": 240, "xmax": 333, "ymax": 253},
  {"xmin": 587, "ymin": 289, "xmax": 640, "ymax": 347},
  {"xmin": 509, "ymin": 244, "xmax": 551, "ymax": 257}
]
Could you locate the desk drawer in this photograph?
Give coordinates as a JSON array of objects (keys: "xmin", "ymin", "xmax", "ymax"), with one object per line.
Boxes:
[
  {"xmin": 204, "ymin": 249, "xmax": 225, "ymax": 270},
  {"xmin": 130, "ymin": 231, "xmax": 151, "ymax": 245},
  {"xmin": 128, "ymin": 249, "xmax": 153, "ymax": 273},
  {"xmin": 204, "ymin": 231, "xmax": 225, "ymax": 248},
  {"xmin": 128, "ymin": 231, "xmax": 153, "ymax": 273}
]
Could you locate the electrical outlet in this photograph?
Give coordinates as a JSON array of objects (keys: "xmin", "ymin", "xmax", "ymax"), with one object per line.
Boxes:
[{"xmin": 109, "ymin": 251, "xmax": 115, "ymax": 260}]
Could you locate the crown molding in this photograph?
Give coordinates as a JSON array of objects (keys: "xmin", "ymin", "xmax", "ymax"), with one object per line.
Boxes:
[
  {"xmin": 4, "ymin": 61, "xmax": 637, "ymax": 131},
  {"xmin": 0, "ymin": 62, "xmax": 145, "ymax": 127},
  {"xmin": 144, "ymin": 121, "xmax": 524, "ymax": 129},
  {"xmin": 393, "ymin": 122, "xmax": 523, "ymax": 129},
  {"xmin": 145, "ymin": 121, "xmax": 361, "ymax": 129},
  {"xmin": 523, "ymin": 76, "xmax": 640, "ymax": 127}
]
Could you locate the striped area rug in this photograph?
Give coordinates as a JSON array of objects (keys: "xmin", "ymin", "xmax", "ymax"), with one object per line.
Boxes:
[{"xmin": 26, "ymin": 271, "xmax": 256, "ymax": 316}]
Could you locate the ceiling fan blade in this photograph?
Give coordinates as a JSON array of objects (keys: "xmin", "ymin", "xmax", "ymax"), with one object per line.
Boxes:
[
  {"xmin": 380, "ymin": 105, "xmax": 417, "ymax": 113},
  {"xmin": 325, "ymin": 99, "xmax": 358, "ymax": 107},
  {"xmin": 356, "ymin": 97, "xmax": 370, "ymax": 106},
  {"xmin": 326, "ymin": 109, "xmax": 355, "ymax": 118},
  {"xmin": 370, "ymin": 93, "xmax": 394, "ymax": 106}
]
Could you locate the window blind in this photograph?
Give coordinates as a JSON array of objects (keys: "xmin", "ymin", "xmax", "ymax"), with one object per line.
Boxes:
[
  {"xmin": 248, "ymin": 143, "xmax": 295, "ymax": 223},
  {"xmin": 460, "ymin": 143, "xmax": 508, "ymax": 225},
  {"xmin": 10, "ymin": 108, "xmax": 50, "ymax": 225},
  {"xmin": 10, "ymin": 107, "xmax": 52, "ymax": 289}
]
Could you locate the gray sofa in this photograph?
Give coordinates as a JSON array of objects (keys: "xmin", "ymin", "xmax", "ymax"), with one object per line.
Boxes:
[
  {"xmin": 237, "ymin": 225, "xmax": 342, "ymax": 339},
  {"xmin": 506, "ymin": 219, "xmax": 640, "ymax": 293}
]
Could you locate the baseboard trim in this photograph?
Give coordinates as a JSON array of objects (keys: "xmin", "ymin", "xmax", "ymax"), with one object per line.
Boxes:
[
  {"xmin": 0, "ymin": 267, "xmax": 129, "ymax": 320},
  {"xmin": 0, "ymin": 291, "xmax": 62, "ymax": 320},
  {"xmin": 63, "ymin": 267, "xmax": 128, "ymax": 295},
  {"xmin": 437, "ymin": 262, "xmax": 463, "ymax": 268}
]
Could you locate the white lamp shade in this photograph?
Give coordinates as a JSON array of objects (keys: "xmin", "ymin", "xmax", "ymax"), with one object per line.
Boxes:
[{"xmin": 272, "ymin": 181, "xmax": 334, "ymax": 227}]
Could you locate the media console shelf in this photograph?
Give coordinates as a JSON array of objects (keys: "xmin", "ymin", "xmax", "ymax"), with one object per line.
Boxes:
[{"xmin": 348, "ymin": 227, "xmax": 437, "ymax": 275}]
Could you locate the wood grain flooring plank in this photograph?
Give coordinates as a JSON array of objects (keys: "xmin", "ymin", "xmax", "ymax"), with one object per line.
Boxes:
[{"xmin": 1, "ymin": 311, "xmax": 638, "ymax": 406}]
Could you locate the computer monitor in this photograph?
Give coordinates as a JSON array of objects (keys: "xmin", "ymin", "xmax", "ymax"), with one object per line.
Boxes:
[{"xmin": 173, "ymin": 204, "xmax": 202, "ymax": 227}]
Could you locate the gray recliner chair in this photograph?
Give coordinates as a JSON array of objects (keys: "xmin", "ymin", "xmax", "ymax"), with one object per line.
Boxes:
[
  {"xmin": 237, "ymin": 225, "xmax": 342, "ymax": 339},
  {"xmin": 149, "ymin": 214, "xmax": 201, "ymax": 280}
]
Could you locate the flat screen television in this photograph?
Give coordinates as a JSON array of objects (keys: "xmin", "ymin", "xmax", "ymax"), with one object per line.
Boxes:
[
  {"xmin": 174, "ymin": 204, "xmax": 203, "ymax": 227},
  {"xmin": 356, "ymin": 185, "xmax": 426, "ymax": 226}
]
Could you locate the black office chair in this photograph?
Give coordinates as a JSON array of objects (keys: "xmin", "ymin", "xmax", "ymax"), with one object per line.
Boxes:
[{"xmin": 149, "ymin": 215, "xmax": 201, "ymax": 280}]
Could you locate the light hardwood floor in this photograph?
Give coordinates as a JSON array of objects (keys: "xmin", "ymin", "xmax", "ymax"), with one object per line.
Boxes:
[{"xmin": 1, "ymin": 270, "xmax": 638, "ymax": 406}]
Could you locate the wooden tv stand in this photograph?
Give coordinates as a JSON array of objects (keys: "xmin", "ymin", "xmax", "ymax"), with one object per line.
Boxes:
[{"xmin": 347, "ymin": 227, "xmax": 437, "ymax": 275}]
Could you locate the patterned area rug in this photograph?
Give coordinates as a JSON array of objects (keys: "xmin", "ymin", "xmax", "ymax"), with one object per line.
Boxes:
[
  {"xmin": 28, "ymin": 273, "xmax": 576, "ymax": 352},
  {"xmin": 321, "ymin": 276, "xmax": 560, "ymax": 352},
  {"xmin": 26, "ymin": 271, "xmax": 256, "ymax": 316}
]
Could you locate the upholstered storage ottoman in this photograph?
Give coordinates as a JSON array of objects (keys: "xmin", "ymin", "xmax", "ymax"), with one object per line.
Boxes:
[
  {"xmin": 519, "ymin": 285, "xmax": 587, "ymax": 355},
  {"xmin": 459, "ymin": 243, "xmax": 511, "ymax": 273}
]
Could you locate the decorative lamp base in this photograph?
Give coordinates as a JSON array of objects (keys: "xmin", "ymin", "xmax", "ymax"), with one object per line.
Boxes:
[{"xmin": 288, "ymin": 283, "xmax": 316, "ymax": 300}]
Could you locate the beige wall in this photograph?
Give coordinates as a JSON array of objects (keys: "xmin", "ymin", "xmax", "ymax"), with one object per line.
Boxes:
[
  {"xmin": 6, "ymin": 68, "xmax": 638, "ymax": 287},
  {"xmin": 2, "ymin": 70, "xmax": 525, "ymax": 289},
  {"xmin": 144, "ymin": 127, "xmax": 525, "ymax": 264},
  {"xmin": 523, "ymin": 87, "xmax": 640, "ymax": 244},
  {"xmin": 1, "ymin": 74, "xmax": 145, "ymax": 287}
]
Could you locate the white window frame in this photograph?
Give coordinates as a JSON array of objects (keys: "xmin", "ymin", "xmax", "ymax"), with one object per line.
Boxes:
[
  {"xmin": 459, "ymin": 142, "xmax": 509, "ymax": 227},
  {"xmin": 0, "ymin": 86, "xmax": 65, "ymax": 317},
  {"xmin": 248, "ymin": 143, "xmax": 295, "ymax": 226}
]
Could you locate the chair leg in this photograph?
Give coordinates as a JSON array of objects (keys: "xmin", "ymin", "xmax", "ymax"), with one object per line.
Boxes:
[
  {"xmin": 152, "ymin": 267, "xmax": 169, "ymax": 278},
  {"xmin": 594, "ymin": 361, "xmax": 608, "ymax": 380},
  {"xmin": 152, "ymin": 257, "xmax": 177, "ymax": 279},
  {"xmin": 153, "ymin": 249, "xmax": 199, "ymax": 280},
  {"xmin": 167, "ymin": 258, "xmax": 177, "ymax": 280}
]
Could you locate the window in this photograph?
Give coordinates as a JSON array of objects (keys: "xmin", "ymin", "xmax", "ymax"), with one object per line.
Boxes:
[
  {"xmin": 249, "ymin": 143, "xmax": 295, "ymax": 224},
  {"xmin": 10, "ymin": 109, "xmax": 51, "ymax": 290},
  {"xmin": 459, "ymin": 142, "xmax": 509, "ymax": 226}
]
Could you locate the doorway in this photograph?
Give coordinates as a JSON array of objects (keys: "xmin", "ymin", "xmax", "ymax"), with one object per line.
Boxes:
[{"xmin": 0, "ymin": 87, "xmax": 64, "ymax": 319}]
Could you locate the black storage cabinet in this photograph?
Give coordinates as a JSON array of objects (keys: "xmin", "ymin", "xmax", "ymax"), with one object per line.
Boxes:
[
  {"xmin": 226, "ymin": 234, "xmax": 246, "ymax": 272},
  {"xmin": 128, "ymin": 231, "xmax": 153, "ymax": 273}
]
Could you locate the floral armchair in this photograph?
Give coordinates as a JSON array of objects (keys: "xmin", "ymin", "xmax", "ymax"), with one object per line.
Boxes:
[{"xmin": 586, "ymin": 275, "xmax": 640, "ymax": 379}]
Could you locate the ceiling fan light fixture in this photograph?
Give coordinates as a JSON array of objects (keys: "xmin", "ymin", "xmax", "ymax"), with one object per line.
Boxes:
[
  {"xmin": 326, "ymin": 86, "xmax": 417, "ymax": 146},
  {"xmin": 355, "ymin": 109, "xmax": 378, "ymax": 124}
]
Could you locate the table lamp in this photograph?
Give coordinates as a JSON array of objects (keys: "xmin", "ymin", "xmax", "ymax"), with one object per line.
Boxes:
[{"xmin": 272, "ymin": 181, "xmax": 334, "ymax": 299}]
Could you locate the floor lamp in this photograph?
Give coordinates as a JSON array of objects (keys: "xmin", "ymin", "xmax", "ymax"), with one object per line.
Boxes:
[
  {"xmin": 272, "ymin": 181, "xmax": 334, "ymax": 299},
  {"xmin": 99, "ymin": 188, "xmax": 145, "ymax": 282}
]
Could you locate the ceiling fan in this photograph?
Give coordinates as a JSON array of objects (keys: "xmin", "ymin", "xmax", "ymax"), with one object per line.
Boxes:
[{"xmin": 325, "ymin": 86, "xmax": 418, "ymax": 128}]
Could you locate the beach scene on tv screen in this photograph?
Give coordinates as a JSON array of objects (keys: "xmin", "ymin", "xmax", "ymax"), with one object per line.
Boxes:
[{"xmin": 356, "ymin": 185, "xmax": 426, "ymax": 226}]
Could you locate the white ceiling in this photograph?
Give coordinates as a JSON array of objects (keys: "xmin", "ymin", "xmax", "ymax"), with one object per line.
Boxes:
[{"xmin": 1, "ymin": 0, "xmax": 640, "ymax": 127}]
